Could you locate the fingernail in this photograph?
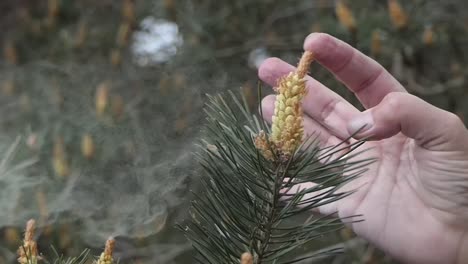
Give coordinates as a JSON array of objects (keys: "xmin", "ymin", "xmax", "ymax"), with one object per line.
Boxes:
[{"xmin": 348, "ymin": 111, "xmax": 374, "ymax": 136}]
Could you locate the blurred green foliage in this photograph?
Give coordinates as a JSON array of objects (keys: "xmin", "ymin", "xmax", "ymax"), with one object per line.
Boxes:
[{"xmin": 0, "ymin": 0, "xmax": 467, "ymax": 263}]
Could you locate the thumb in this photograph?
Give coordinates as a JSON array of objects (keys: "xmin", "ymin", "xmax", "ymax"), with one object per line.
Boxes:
[{"xmin": 347, "ymin": 92, "xmax": 466, "ymax": 150}]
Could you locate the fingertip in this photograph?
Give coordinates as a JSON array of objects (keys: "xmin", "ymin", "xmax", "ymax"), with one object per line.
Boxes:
[
  {"xmin": 261, "ymin": 95, "xmax": 276, "ymax": 122},
  {"xmin": 303, "ymin": 33, "xmax": 336, "ymax": 58},
  {"xmin": 258, "ymin": 57, "xmax": 281, "ymax": 83},
  {"xmin": 258, "ymin": 57, "xmax": 295, "ymax": 86},
  {"xmin": 304, "ymin": 33, "xmax": 354, "ymax": 73},
  {"xmin": 303, "ymin": 32, "xmax": 320, "ymax": 50}
]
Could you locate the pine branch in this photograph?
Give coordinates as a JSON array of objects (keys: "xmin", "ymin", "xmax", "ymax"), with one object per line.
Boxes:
[{"xmin": 180, "ymin": 86, "xmax": 371, "ymax": 263}]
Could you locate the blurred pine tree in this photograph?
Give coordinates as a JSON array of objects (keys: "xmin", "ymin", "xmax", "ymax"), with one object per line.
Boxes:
[{"xmin": 0, "ymin": 0, "xmax": 466, "ymax": 263}]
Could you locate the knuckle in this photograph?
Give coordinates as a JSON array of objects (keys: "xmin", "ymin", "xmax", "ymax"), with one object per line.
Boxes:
[
  {"xmin": 445, "ymin": 112, "xmax": 463, "ymax": 128},
  {"xmin": 381, "ymin": 92, "xmax": 405, "ymax": 109}
]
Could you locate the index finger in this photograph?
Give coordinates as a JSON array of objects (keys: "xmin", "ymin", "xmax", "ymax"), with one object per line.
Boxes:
[{"xmin": 304, "ymin": 33, "xmax": 406, "ymax": 108}]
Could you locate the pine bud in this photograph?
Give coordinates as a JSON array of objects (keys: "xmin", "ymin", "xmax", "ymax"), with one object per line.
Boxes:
[
  {"xmin": 45, "ymin": 0, "xmax": 60, "ymax": 30},
  {"xmin": 422, "ymin": 25, "xmax": 435, "ymax": 46},
  {"xmin": 81, "ymin": 133, "xmax": 95, "ymax": 160},
  {"xmin": 4, "ymin": 40, "xmax": 18, "ymax": 65},
  {"xmin": 96, "ymin": 81, "xmax": 110, "ymax": 117},
  {"xmin": 110, "ymin": 48, "xmax": 122, "ymax": 67},
  {"xmin": 164, "ymin": 0, "xmax": 176, "ymax": 21},
  {"xmin": 122, "ymin": 0, "xmax": 135, "ymax": 23},
  {"xmin": 17, "ymin": 219, "xmax": 38, "ymax": 264},
  {"xmin": 48, "ymin": 0, "xmax": 60, "ymax": 19},
  {"xmin": 36, "ymin": 190, "xmax": 49, "ymax": 224},
  {"xmin": 116, "ymin": 22, "xmax": 132, "ymax": 47},
  {"xmin": 388, "ymin": 0, "xmax": 408, "ymax": 30},
  {"xmin": 335, "ymin": 0, "xmax": 357, "ymax": 33},
  {"xmin": 370, "ymin": 29, "xmax": 382, "ymax": 57},
  {"xmin": 254, "ymin": 131, "xmax": 274, "ymax": 161},
  {"xmin": 53, "ymin": 137, "xmax": 69, "ymax": 178},
  {"xmin": 163, "ymin": 0, "xmax": 175, "ymax": 11},
  {"xmin": 270, "ymin": 51, "xmax": 314, "ymax": 156},
  {"xmin": 97, "ymin": 238, "xmax": 115, "ymax": 264},
  {"xmin": 74, "ymin": 21, "xmax": 88, "ymax": 49},
  {"xmin": 53, "ymin": 153, "xmax": 69, "ymax": 178},
  {"xmin": 241, "ymin": 252, "xmax": 253, "ymax": 264}
]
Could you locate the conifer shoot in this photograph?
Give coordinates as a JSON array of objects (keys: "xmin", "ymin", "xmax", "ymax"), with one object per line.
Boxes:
[{"xmin": 270, "ymin": 51, "xmax": 314, "ymax": 157}]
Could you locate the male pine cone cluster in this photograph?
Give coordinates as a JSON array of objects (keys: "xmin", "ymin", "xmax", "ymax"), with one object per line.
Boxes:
[
  {"xmin": 96, "ymin": 238, "xmax": 115, "ymax": 264},
  {"xmin": 15, "ymin": 219, "xmax": 115, "ymax": 264},
  {"xmin": 270, "ymin": 72, "xmax": 307, "ymax": 155},
  {"xmin": 17, "ymin": 220, "xmax": 38, "ymax": 264},
  {"xmin": 255, "ymin": 51, "xmax": 314, "ymax": 159}
]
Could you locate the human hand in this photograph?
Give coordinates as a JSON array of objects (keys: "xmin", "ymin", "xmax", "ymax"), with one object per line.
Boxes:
[{"xmin": 259, "ymin": 33, "xmax": 468, "ymax": 264}]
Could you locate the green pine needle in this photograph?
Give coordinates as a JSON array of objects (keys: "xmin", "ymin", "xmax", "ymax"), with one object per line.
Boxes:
[{"xmin": 45, "ymin": 247, "xmax": 90, "ymax": 264}]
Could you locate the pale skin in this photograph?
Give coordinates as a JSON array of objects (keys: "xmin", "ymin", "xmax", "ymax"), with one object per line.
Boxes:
[{"xmin": 259, "ymin": 33, "xmax": 468, "ymax": 264}]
